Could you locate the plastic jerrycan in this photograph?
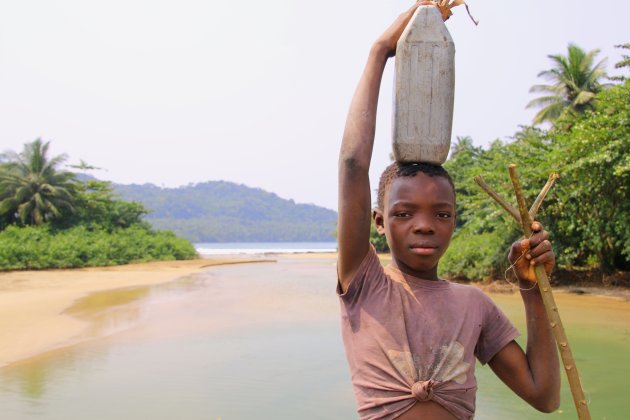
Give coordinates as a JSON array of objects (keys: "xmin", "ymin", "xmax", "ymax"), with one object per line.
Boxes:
[{"xmin": 392, "ymin": 4, "xmax": 455, "ymax": 165}]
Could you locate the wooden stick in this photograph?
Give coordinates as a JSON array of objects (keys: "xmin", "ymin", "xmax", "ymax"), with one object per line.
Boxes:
[
  {"xmin": 507, "ymin": 164, "xmax": 591, "ymax": 420},
  {"xmin": 529, "ymin": 172, "xmax": 559, "ymax": 219},
  {"xmin": 473, "ymin": 175, "xmax": 520, "ymax": 222}
]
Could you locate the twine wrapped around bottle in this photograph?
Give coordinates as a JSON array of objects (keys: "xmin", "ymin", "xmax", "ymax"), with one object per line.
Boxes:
[{"xmin": 429, "ymin": 0, "xmax": 478, "ymax": 24}]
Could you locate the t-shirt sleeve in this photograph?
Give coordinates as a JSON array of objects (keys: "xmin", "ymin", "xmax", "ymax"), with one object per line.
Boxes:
[
  {"xmin": 475, "ymin": 292, "xmax": 520, "ymax": 365},
  {"xmin": 336, "ymin": 244, "xmax": 385, "ymax": 301}
]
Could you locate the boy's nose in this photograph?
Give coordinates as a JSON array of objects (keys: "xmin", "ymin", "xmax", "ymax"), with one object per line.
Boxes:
[{"xmin": 412, "ymin": 216, "xmax": 434, "ymax": 234}]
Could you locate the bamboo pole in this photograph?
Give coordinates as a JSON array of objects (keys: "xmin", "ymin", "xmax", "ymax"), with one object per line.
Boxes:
[{"xmin": 474, "ymin": 164, "xmax": 591, "ymax": 420}]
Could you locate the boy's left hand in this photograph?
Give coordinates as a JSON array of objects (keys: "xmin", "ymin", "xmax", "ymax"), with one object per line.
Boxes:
[{"xmin": 508, "ymin": 222, "xmax": 555, "ymax": 284}]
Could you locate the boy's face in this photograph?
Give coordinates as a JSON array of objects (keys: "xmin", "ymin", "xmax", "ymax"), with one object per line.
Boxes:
[{"xmin": 374, "ymin": 172, "xmax": 455, "ymax": 280}]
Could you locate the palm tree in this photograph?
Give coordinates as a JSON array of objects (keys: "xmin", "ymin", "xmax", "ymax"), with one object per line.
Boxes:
[
  {"xmin": 527, "ymin": 44, "xmax": 608, "ymax": 125},
  {"xmin": 0, "ymin": 139, "xmax": 78, "ymax": 226}
]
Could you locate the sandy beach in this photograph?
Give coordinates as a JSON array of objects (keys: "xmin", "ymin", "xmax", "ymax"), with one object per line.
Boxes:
[{"xmin": 0, "ymin": 257, "xmax": 267, "ymax": 368}]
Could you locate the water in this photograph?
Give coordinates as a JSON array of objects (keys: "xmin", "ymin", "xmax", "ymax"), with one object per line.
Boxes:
[
  {"xmin": 1, "ymin": 256, "xmax": 629, "ymax": 419},
  {"xmin": 476, "ymin": 292, "xmax": 630, "ymax": 419},
  {"xmin": 195, "ymin": 242, "xmax": 337, "ymax": 256},
  {"xmin": 0, "ymin": 256, "xmax": 354, "ymax": 420}
]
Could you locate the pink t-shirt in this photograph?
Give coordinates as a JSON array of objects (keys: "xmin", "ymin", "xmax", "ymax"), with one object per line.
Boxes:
[{"xmin": 338, "ymin": 246, "xmax": 519, "ymax": 420}]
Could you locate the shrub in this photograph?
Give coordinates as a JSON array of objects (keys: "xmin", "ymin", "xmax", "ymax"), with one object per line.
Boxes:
[{"xmin": 0, "ymin": 224, "xmax": 197, "ymax": 271}]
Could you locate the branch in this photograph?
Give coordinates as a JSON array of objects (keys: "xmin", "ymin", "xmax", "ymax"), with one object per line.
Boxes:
[
  {"xmin": 508, "ymin": 164, "xmax": 533, "ymax": 235},
  {"xmin": 473, "ymin": 175, "xmax": 520, "ymax": 222},
  {"xmin": 507, "ymin": 164, "xmax": 591, "ymax": 420},
  {"xmin": 529, "ymin": 172, "xmax": 559, "ymax": 219}
]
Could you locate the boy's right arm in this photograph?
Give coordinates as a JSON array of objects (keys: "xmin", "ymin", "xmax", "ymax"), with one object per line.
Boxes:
[{"xmin": 337, "ymin": 3, "xmax": 424, "ymax": 293}]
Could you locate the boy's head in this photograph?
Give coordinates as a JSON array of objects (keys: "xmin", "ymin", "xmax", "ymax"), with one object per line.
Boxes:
[
  {"xmin": 373, "ymin": 162, "xmax": 456, "ymax": 279},
  {"xmin": 376, "ymin": 162, "xmax": 455, "ymax": 211}
]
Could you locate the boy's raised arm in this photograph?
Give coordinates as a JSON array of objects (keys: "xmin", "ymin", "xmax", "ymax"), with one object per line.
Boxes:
[{"xmin": 337, "ymin": 3, "xmax": 422, "ymax": 292}]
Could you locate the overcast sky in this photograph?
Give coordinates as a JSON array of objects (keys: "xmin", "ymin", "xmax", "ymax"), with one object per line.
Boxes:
[{"xmin": 1, "ymin": 1, "xmax": 627, "ymax": 210}]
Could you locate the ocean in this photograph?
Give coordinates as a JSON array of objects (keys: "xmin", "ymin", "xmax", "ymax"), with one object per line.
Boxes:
[{"xmin": 194, "ymin": 241, "xmax": 338, "ymax": 256}]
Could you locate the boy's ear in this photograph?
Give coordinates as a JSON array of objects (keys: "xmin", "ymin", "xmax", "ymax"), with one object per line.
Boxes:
[{"xmin": 373, "ymin": 209, "xmax": 386, "ymax": 235}]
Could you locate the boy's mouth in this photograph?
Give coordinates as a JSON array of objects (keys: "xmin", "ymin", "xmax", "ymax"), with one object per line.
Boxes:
[{"xmin": 409, "ymin": 243, "xmax": 438, "ymax": 255}]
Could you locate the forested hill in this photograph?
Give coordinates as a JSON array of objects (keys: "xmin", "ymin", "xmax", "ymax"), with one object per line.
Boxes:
[{"xmin": 113, "ymin": 181, "xmax": 337, "ymax": 242}]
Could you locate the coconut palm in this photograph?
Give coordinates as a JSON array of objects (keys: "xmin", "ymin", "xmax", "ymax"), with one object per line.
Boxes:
[
  {"xmin": 527, "ymin": 43, "xmax": 608, "ymax": 125},
  {"xmin": 0, "ymin": 139, "xmax": 77, "ymax": 226}
]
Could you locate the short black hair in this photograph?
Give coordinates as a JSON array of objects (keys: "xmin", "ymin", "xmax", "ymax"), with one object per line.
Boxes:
[{"xmin": 376, "ymin": 162, "xmax": 455, "ymax": 210}]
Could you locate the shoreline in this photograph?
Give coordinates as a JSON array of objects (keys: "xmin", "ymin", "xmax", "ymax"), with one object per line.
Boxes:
[
  {"xmin": 475, "ymin": 280, "xmax": 630, "ymax": 301},
  {"xmin": 0, "ymin": 257, "xmax": 269, "ymax": 368},
  {"xmin": 369, "ymin": 252, "xmax": 630, "ymax": 301}
]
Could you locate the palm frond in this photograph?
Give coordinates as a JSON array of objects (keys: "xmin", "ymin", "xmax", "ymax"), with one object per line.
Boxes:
[
  {"xmin": 532, "ymin": 102, "xmax": 566, "ymax": 125},
  {"xmin": 573, "ymin": 91, "xmax": 596, "ymax": 106},
  {"xmin": 526, "ymin": 95, "xmax": 566, "ymax": 110}
]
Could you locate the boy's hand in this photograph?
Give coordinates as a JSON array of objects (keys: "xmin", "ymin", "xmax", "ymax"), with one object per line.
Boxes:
[
  {"xmin": 373, "ymin": 1, "xmax": 435, "ymax": 58},
  {"xmin": 508, "ymin": 222, "xmax": 555, "ymax": 284}
]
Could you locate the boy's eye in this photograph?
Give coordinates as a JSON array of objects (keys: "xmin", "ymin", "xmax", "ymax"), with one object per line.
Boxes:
[
  {"xmin": 394, "ymin": 212, "xmax": 411, "ymax": 218},
  {"xmin": 437, "ymin": 212, "xmax": 452, "ymax": 219}
]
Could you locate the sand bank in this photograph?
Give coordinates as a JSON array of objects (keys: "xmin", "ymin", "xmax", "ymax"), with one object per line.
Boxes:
[{"xmin": 0, "ymin": 258, "xmax": 266, "ymax": 368}]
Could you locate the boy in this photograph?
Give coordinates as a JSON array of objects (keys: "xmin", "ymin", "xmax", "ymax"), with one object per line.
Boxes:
[{"xmin": 337, "ymin": 3, "xmax": 560, "ymax": 419}]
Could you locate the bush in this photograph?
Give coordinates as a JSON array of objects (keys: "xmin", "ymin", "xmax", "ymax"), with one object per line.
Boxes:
[
  {"xmin": 439, "ymin": 224, "xmax": 514, "ymax": 281},
  {"xmin": 0, "ymin": 224, "xmax": 198, "ymax": 270}
]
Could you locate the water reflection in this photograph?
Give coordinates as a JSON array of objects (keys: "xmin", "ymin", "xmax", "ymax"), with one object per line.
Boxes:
[
  {"xmin": 1, "ymin": 274, "xmax": 212, "ymax": 406},
  {"xmin": 1, "ymin": 339, "xmax": 113, "ymax": 420},
  {"xmin": 61, "ymin": 275, "xmax": 209, "ymax": 340}
]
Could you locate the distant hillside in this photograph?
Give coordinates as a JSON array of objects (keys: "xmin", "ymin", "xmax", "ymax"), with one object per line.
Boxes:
[{"xmin": 112, "ymin": 181, "xmax": 337, "ymax": 243}]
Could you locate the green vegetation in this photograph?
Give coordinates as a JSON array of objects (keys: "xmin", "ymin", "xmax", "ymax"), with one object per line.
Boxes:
[
  {"xmin": 0, "ymin": 225, "xmax": 196, "ymax": 270},
  {"xmin": 0, "ymin": 140, "xmax": 197, "ymax": 270},
  {"xmin": 370, "ymin": 221, "xmax": 389, "ymax": 253},
  {"xmin": 436, "ymin": 45, "xmax": 629, "ymax": 280},
  {"xmin": 527, "ymin": 44, "xmax": 608, "ymax": 125},
  {"xmin": 114, "ymin": 181, "xmax": 337, "ymax": 242},
  {"xmin": 0, "ymin": 139, "xmax": 76, "ymax": 227}
]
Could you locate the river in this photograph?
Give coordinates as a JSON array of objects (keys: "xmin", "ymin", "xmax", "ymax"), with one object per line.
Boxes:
[{"xmin": 1, "ymin": 255, "xmax": 628, "ymax": 419}]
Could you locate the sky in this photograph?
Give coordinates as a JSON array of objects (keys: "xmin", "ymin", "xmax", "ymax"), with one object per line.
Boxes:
[{"xmin": 1, "ymin": 1, "xmax": 628, "ymax": 211}]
